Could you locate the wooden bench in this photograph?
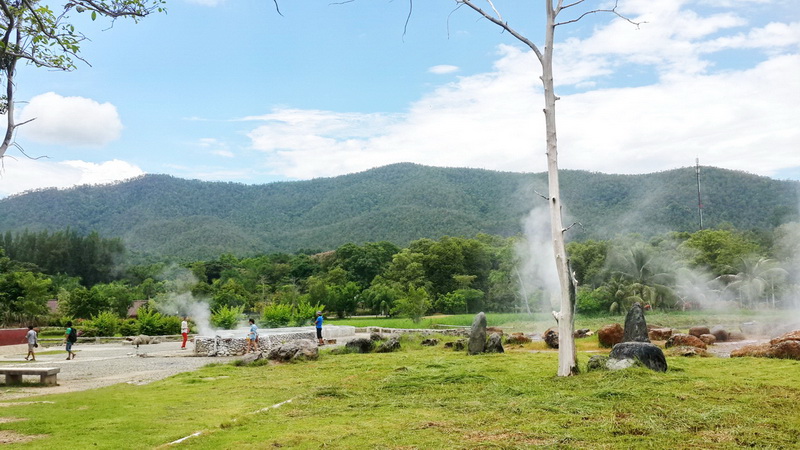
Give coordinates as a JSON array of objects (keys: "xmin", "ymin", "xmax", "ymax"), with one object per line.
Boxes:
[{"xmin": 0, "ymin": 367, "xmax": 60, "ymax": 386}]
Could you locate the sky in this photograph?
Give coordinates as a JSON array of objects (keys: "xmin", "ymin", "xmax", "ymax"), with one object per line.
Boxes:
[{"xmin": 0, "ymin": 0, "xmax": 798, "ymax": 198}]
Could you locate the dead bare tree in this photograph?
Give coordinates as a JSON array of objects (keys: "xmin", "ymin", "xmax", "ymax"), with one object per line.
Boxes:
[{"xmin": 456, "ymin": 0, "xmax": 639, "ymax": 376}]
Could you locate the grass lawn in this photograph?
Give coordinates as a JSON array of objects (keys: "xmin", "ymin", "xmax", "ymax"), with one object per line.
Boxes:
[{"xmin": 0, "ymin": 332, "xmax": 798, "ymax": 449}]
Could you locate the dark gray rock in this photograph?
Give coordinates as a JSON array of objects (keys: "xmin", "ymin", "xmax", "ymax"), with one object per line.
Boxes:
[
  {"xmin": 608, "ymin": 341, "xmax": 667, "ymax": 372},
  {"xmin": 444, "ymin": 339, "xmax": 466, "ymax": 351},
  {"xmin": 240, "ymin": 351, "xmax": 264, "ymax": 365},
  {"xmin": 468, "ymin": 312, "xmax": 487, "ymax": 355},
  {"xmin": 370, "ymin": 332, "xmax": 384, "ymax": 341},
  {"xmin": 623, "ymin": 302, "xmax": 650, "ymax": 343},
  {"xmin": 267, "ymin": 340, "xmax": 319, "ymax": 362},
  {"xmin": 573, "ymin": 328, "xmax": 592, "ymax": 339},
  {"xmin": 485, "ymin": 332, "xmax": 504, "ymax": 353},
  {"xmin": 710, "ymin": 325, "xmax": 729, "ymax": 342},
  {"xmin": 345, "ymin": 338, "xmax": 374, "ymax": 353},
  {"xmin": 376, "ymin": 337, "xmax": 401, "ymax": 353},
  {"xmin": 543, "ymin": 328, "xmax": 559, "ymax": 349},
  {"xmin": 421, "ymin": 338, "xmax": 439, "ymax": 346},
  {"xmin": 586, "ymin": 355, "xmax": 609, "ymax": 371}
]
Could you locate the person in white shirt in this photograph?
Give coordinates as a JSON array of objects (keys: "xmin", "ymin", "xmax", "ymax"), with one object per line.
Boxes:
[
  {"xmin": 180, "ymin": 317, "xmax": 189, "ymax": 349},
  {"xmin": 24, "ymin": 325, "xmax": 38, "ymax": 361}
]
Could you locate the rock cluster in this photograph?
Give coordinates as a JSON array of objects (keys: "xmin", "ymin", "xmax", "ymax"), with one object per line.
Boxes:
[
  {"xmin": 268, "ymin": 339, "xmax": 319, "ymax": 362},
  {"xmin": 606, "ymin": 303, "xmax": 667, "ymax": 372},
  {"xmin": 466, "ymin": 312, "xmax": 504, "ymax": 355},
  {"xmin": 731, "ymin": 330, "xmax": 800, "ymax": 360}
]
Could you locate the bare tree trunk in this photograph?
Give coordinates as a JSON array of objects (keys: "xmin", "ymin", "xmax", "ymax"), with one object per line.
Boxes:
[{"xmin": 543, "ymin": 1, "xmax": 577, "ymax": 377}]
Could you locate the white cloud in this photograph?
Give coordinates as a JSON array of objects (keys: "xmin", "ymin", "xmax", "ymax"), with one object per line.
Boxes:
[
  {"xmin": 243, "ymin": 1, "xmax": 800, "ymax": 181},
  {"xmin": 16, "ymin": 92, "xmax": 123, "ymax": 147},
  {"xmin": 0, "ymin": 158, "xmax": 143, "ymax": 198},
  {"xmin": 428, "ymin": 65, "xmax": 459, "ymax": 74}
]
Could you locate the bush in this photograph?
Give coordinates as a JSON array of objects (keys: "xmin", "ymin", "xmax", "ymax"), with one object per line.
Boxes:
[
  {"xmin": 211, "ymin": 305, "xmax": 244, "ymax": 330},
  {"xmin": 89, "ymin": 311, "xmax": 119, "ymax": 336},
  {"xmin": 119, "ymin": 319, "xmax": 138, "ymax": 336},
  {"xmin": 292, "ymin": 300, "xmax": 324, "ymax": 327},
  {"xmin": 577, "ymin": 287, "xmax": 613, "ymax": 315},
  {"xmin": 261, "ymin": 303, "xmax": 292, "ymax": 328},
  {"xmin": 136, "ymin": 307, "xmax": 164, "ymax": 335}
]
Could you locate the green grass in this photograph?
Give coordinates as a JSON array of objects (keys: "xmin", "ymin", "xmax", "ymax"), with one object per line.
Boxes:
[{"xmin": 0, "ymin": 333, "xmax": 798, "ymax": 449}]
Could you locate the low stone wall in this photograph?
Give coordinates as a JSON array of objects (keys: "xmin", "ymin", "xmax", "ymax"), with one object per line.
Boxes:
[{"xmin": 195, "ymin": 330, "xmax": 315, "ymax": 356}]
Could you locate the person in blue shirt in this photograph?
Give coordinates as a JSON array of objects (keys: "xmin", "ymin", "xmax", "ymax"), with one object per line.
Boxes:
[
  {"xmin": 315, "ymin": 311, "xmax": 324, "ymax": 345},
  {"xmin": 246, "ymin": 318, "xmax": 258, "ymax": 353}
]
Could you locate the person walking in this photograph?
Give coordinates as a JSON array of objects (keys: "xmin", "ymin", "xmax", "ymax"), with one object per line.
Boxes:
[
  {"xmin": 24, "ymin": 326, "xmax": 38, "ymax": 361},
  {"xmin": 180, "ymin": 317, "xmax": 189, "ymax": 349},
  {"xmin": 64, "ymin": 321, "xmax": 77, "ymax": 360},
  {"xmin": 246, "ymin": 318, "xmax": 258, "ymax": 353},
  {"xmin": 315, "ymin": 311, "xmax": 324, "ymax": 346}
]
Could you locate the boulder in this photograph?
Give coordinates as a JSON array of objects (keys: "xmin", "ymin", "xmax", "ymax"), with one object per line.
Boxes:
[
  {"xmin": 699, "ymin": 334, "xmax": 716, "ymax": 346},
  {"xmin": 597, "ymin": 324, "xmax": 624, "ymax": 348},
  {"xmin": 731, "ymin": 343, "xmax": 771, "ymax": 358},
  {"xmin": 370, "ymin": 332, "xmax": 384, "ymax": 341},
  {"xmin": 485, "ymin": 333, "xmax": 504, "ymax": 353},
  {"xmin": 468, "ymin": 312, "xmax": 488, "ymax": 355},
  {"xmin": 648, "ymin": 327, "xmax": 673, "ymax": 341},
  {"xmin": 505, "ymin": 333, "xmax": 531, "ymax": 344},
  {"xmin": 345, "ymin": 338, "xmax": 374, "ymax": 353},
  {"xmin": 608, "ymin": 341, "xmax": 668, "ymax": 372},
  {"xmin": 606, "ymin": 358, "xmax": 637, "ymax": 371},
  {"xmin": 666, "ymin": 333, "xmax": 707, "ymax": 349},
  {"xmin": 622, "ymin": 302, "xmax": 650, "ymax": 343},
  {"xmin": 666, "ymin": 346, "xmax": 709, "ymax": 357},
  {"xmin": 728, "ymin": 331, "xmax": 746, "ymax": 341},
  {"xmin": 543, "ymin": 328, "xmax": 559, "ymax": 349},
  {"xmin": 768, "ymin": 340, "xmax": 800, "ymax": 360},
  {"xmin": 573, "ymin": 329, "xmax": 592, "ymax": 339},
  {"xmin": 586, "ymin": 355, "xmax": 609, "ymax": 372},
  {"xmin": 267, "ymin": 340, "xmax": 319, "ymax": 362},
  {"xmin": 240, "ymin": 351, "xmax": 264, "ymax": 365},
  {"xmin": 689, "ymin": 326, "xmax": 710, "ymax": 338},
  {"xmin": 420, "ymin": 338, "xmax": 439, "ymax": 346},
  {"xmin": 770, "ymin": 330, "xmax": 800, "ymax": 345},
  {"xmin": 710, "ymin": 325, "xmax": 729, "ymax": 342},
  {"xmin": 444, "ymin": 339, "xmax": 466, "ymax": 351},
  {"xmin": 375, "ymin": 337, "xmax": 401, "ymax": 353}
]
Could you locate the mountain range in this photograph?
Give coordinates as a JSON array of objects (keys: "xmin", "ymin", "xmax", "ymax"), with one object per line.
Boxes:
[{"xmin": 1, "ymin": 163, "xmax": 797, "ymax": 261}]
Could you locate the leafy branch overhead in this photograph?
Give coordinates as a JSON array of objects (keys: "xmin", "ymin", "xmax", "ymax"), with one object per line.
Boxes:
[{"xmin": 0, "ymin": 0, "xmax": 165, "ymax": 158}]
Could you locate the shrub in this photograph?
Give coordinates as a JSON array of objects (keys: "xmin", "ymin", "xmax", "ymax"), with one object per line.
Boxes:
[
  {"xmin": 211, "ymin": 305, "xmax": 244, "ymax": 330},
  {"xmin": 261, "ymin": 303, "xmax": 292, "ymax": 328},
  {"xmin": 159, "ymin": 315, "xmax": 182, "ymax": 335},
  {"xmin": 89, "ymin": 311, "xmax": 120, "ymax": 337},
  {"xmin": 292, "ymin": 300, "xmax": 324, "ymax": 327},
  {"xmin": 577, "ymin": 287, "xmax": 613, "ymax": 315},
  {"xmin": 119, "ymin": 319, "xmax": 138, "ymax": 337},
  {"xmin": 136, "ymin": 307, "xmax": 164, "ymax": 335}
]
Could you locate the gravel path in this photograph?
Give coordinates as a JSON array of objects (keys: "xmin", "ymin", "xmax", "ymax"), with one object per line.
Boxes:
[{"xmin": 0, "ymin": 341, "xmax": 236, "ymax": 400}]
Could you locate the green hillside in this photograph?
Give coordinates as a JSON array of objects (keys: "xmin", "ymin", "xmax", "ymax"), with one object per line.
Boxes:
[{"xmin": 0, "ymin": 163, "xmax": 797, "ymax": 260}]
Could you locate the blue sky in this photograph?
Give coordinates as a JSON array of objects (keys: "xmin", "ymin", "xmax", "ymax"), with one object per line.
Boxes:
[{"xmin": 0, "ymin": 0, "xmax": 798, "ymax": 197}]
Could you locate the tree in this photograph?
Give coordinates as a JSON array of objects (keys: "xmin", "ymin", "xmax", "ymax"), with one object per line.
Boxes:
[
  {"xmin": 0, "ymin": 0, "xmax": 165, "ymax": 159},
  {"xmin": 456, "ymin": 0, "xmax": 638, "ymax": 376},
  {"xmin": 392, "ymin": 286, "xmax": 431, "ymax": 323}
]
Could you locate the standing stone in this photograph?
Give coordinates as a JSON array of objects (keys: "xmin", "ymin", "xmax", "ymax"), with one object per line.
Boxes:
[
  {"xmin": 468, "ymin": 312, "xmax": 487, "ymax": 355},
  {"xmin": 485, "ymin": 333, "xmax": 504, "ymax": 353},
  {"xmin": 623, "ymin": 302, "xmax": 650, "ymax": 343}
]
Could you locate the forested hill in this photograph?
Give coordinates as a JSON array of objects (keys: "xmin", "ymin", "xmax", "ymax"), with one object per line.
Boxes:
[{"xmin": 0, "ymin": 163, "xmax": 797, "ymax": 261}]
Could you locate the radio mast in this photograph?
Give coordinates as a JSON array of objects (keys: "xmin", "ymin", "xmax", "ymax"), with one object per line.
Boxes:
[{"xmin": 696, "ymin": 158, "xmax": 704, "ymax": 230}]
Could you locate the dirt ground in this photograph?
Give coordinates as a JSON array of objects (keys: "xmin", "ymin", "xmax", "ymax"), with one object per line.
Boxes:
[{"xmin": 0, "ymin": 341, "xmax": 236, "ymax": 401}]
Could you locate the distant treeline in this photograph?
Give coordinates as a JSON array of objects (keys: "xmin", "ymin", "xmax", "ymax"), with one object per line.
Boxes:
[{"xmin": 2, "ymin": 223, "xmax": 799, "ymax": 328}]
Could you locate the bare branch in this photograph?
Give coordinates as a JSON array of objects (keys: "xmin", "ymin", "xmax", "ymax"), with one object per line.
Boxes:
[
  {"xmin": 533, "ymin": 189, "xmax": 550, "ymax": 201},
  {"xmin": 485, "ymin": 0, "xmax": 502, "ymax": 22},
  {"xmin": 555, "ymin": 0, "xmax": 644, "ymax": 28},
  {"xmin": 402, "ymin": 0, "xmax": 412, "ymax": 40},
  {"xmin": 558, "ymin": 0, "xmax": 587, "ymax": 11},
  {"xmin": 273, "ymin": 0, "xmax": 283, "ymax": 16},
  {"xmin": 457, "ymin": 0, "xmax": 543, "ymax": 62},
  {"xmin": 563, "ymin": 222, "xmax": 582, "ymax": 232}
]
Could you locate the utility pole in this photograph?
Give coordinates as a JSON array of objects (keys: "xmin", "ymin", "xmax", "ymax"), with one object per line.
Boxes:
[{"xmin": 696, "ymin": 158, "xmax": 704, "ymax": 230}]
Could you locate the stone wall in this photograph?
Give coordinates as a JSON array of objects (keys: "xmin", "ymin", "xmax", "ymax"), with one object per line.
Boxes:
[{"xmin": 195, "ymin": 330, "xmax": 315, "ymax": 356}]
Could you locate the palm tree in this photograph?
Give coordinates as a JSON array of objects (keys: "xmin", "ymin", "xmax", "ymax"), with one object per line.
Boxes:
[{"xmin": 718, "ymin": 256, "xmax": 787, "ymax": 308}]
